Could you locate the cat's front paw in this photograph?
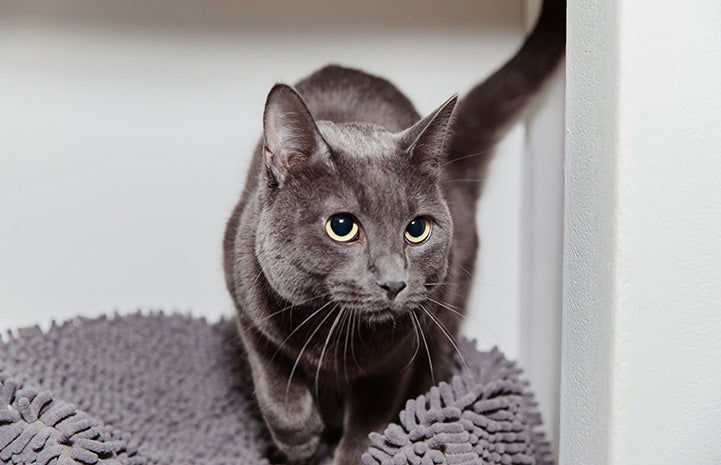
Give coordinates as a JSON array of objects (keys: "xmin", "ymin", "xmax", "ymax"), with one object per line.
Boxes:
[
  {"xmin": 269, "ymin": 422, "xmax": 322, "ymax": 462},
  {"xmin": 273, "ymin": 432, "xmax": 321, "ymax": 462},
  {"xmin": 266, "ymin": 409, "xmax": 324, "ymax": 462}
]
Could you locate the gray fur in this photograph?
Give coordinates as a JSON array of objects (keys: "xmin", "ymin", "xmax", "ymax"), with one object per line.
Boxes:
[{"xmin": 223, "ymin": 2, "xmax": 566, "ymax": 464}]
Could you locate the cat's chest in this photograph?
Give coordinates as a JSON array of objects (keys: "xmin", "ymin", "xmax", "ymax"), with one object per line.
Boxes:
[{"xmin": 267, "ymin": 310, "xmax": 418, "ymax": 379}]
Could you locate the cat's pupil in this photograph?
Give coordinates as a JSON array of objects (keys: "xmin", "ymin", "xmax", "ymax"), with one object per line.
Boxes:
[
  {"xmin": 406, "ymin": 217, "xmax": 426, "ymax": 237},
  {"xmin": 330, "ymin": 215, "xmax": 354, "ymax": 236}
]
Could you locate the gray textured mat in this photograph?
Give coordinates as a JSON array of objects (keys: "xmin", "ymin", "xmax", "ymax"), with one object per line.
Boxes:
[{"xmin": 0, "ymin": 313, "xmax": 551, "ymax": 465}]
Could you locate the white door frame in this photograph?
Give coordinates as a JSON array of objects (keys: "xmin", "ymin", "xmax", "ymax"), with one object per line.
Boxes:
[{"xmin": 560, "ymin": 1, "xmax": 721, "ymax": 464}]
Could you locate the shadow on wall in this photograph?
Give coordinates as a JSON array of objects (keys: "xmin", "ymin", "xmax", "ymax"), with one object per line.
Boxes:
[{"xmin": 0, "ymin": 0, "xmax": 518, "ymax": 35}]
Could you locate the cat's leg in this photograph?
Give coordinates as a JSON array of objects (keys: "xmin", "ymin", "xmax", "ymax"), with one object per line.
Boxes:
[
  {"xmin": 239, "ymin": 326, "xmax": 324, "ymax": 461},
  {"xmin": 332, "ymin": 370, "xmax": 411, "ymax": 465}
]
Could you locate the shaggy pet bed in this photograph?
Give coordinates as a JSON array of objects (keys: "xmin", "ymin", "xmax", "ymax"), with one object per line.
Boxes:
[{"xmin": 0, "ymin": 313, "xmax": 552, "ymax": 465}]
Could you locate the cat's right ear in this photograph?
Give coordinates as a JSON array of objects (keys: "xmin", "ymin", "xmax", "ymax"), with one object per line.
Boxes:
[{"xmin": 262, "ymin": 84, "xmax": 331, "ymax": 187}]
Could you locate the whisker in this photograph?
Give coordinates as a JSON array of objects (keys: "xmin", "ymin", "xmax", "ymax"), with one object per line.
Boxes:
[
  {"xmin": 412, "ymin": 310, "xmax": 435, "ymax": 386},
  {"xmin": 400, "ymin": 310, "xmax": 421, "ymax": 373},
  {"xmin": 415, "ymin": 147, "xmax": 493, "ymax": 191},
  {"xmin": 333, "ymin": 308, "xmax": 351, "ymax": 388},
  {"xmin": 426, "ymin": 296, "xmax": 463, "ymax": 311},
  {"xmin": 249, "ymin": 268, "xmax": 264, "ymax": 288},
  {"xmin": 427, "ymin": 296, "xmax": 468, "ymax": 317},
  {"xmin": 272, "ymin": 299, "xmax": 334, "ymax": 360},
  {"xmin": 314, "ymin": 307, "xmax": 345, "ymax": 397},
  {"xmin": 285, "ymin": 304, "xmax": 337, "ymax": 401},
  {"xmin": 259, "ymin": 293, "xmax": 330, "ymax": 323},
  {"xmin": 420, "ymin": 304, "xmax": 471, "ymax": 377},
  {"xmin": 413, "ymin": 148, "xmax": 493, "ymax": 198},
  {"xmin": 439, "ymin": 149, "xmax": 495, "ymax": 169},
  {"xmin": 426, "ymin": 296, "xmax": 500, "ymax": 342},
  {"xmin": 342, "ymin": 308, "xmax": 353, "ymax": 385},
  {"xmin": 459, "ymin": 265, "xmax": 473, "ymax": 278},
  {"xmin": 350, "ymin": 310, "xmax": 368, "ymax": 377},
  {"xmin": 424, "ymin": 280, "xmax": 516, "ymax": 294}
]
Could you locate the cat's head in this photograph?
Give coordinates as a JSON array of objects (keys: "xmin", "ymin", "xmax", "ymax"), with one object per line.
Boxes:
[{"xmin": 255, "ymin": 84, "xmax": 456, "ymax": 320}]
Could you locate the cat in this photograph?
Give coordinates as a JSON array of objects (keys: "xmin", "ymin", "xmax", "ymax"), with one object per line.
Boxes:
[{"xmin": 223, "ymin": 1, "xmax": 566, "ymax": 464}]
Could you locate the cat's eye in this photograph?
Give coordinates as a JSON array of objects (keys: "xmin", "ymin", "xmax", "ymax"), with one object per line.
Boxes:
[
  {"xmin": 405, "ymin": 216, "xmax": 432, "ymax": 244},
  {"xmin": 325, "ymin": 214, "xmax": 360, "ymax": 243}
]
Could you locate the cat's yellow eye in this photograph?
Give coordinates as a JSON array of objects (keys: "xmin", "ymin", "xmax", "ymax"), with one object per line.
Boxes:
[
  {"xmin": 404, "ymin": 216, "xmax": 432, "ymax": 244},
  {"xmin": 325, "ymin": 214, "xmax": 360, "ymax": 243}
]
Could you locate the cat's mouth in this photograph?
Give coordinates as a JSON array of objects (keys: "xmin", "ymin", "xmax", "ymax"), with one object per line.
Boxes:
[{"xmin": 330, "ymin": 298, "xmax": 418, "ymax": 324}]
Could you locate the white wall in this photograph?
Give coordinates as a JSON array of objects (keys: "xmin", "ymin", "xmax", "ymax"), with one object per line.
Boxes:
[
  {"xmin": 562, "ymin": 1, "xmax": 721, "ymax": 464},
  {"xmin": 0, "ymin": 0, "xmax": 524, "ymax": 342}
]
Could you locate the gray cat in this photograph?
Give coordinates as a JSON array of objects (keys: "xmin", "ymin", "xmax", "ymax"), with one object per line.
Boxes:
[{"xmin": 223, "ymin": 1, "xmax": 565, "ymax": 464}]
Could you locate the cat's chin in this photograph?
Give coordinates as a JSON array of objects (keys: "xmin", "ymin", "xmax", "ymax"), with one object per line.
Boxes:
[{"xmin": 339, "ymin": 302, "xmax": 413, "ymax": 325}]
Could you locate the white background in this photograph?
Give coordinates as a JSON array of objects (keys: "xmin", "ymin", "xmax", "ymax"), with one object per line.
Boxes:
[{"xmin": 0, "ymin": 0, "xmax": 564, "ymax": 453}]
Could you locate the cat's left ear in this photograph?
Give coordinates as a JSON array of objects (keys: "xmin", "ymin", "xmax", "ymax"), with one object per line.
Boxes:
[{"xmin": 398, "ymin": 95, "xmax": 458, "ymax": 171}]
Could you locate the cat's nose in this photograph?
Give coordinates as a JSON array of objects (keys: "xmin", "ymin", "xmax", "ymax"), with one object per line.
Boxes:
[{"xmin": 378, "ymin": 281, "xmax": 406, "ymax": 300}]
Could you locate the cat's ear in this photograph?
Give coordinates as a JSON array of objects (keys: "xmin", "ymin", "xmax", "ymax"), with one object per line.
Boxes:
[
  {"xmin": 262, "ymin": 84, "xmax": 331, "ymax": 187},
  {"xmin": 398, "ymin": 95, "xmax": 458, "ymax": 171}
]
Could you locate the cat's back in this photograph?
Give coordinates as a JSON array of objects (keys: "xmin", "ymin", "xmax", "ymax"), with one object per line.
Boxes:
[{"xmin": 295, "ymin": 65, "xmax": 420, "ymax": 132}]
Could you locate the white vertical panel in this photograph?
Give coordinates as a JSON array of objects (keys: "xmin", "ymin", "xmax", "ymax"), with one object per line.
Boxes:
[
  {"xmin": 520, "ymin": 70, "xmax": 565, "ymax": 454},
  {"xmin": 562, "ymin": 1, "xmax": 721, "ymax": 464},
  {"xmin": 561, "ymin": 1, "xmax": 622, "ymax": 461},
  {"xmin": 515, "ymin": 0, "xmax": 566, "ymax": 454}
]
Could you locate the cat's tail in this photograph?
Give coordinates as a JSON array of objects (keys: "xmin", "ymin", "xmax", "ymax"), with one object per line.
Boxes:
[{"xmin": 448, "ymin": 0, "xmax": 566, "ymax": 196}]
